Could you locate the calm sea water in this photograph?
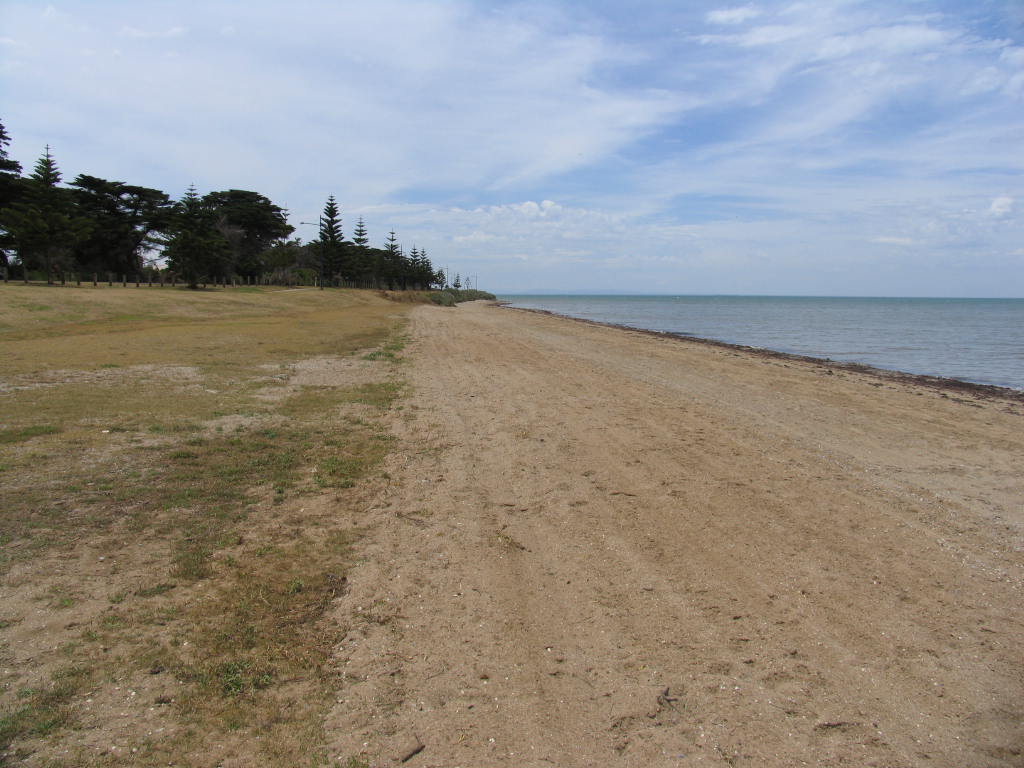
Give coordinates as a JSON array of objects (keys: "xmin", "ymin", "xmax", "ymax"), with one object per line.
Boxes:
[{"xmin": 500, "ymin": 295, "xmax": 1024, "ymax": 391}]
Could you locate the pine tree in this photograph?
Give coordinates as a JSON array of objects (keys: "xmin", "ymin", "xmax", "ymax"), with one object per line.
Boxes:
[
  {"xmin": 417, "ymin": 247, "xmax": 439, "ymax": 289},
  {"xmin": 0, "ymin": 121, "xmax": 19, "ymax": 177},
  {"xmin": 319, "ymin": 195, "xmax": 343, "ymax": 283},
  {"xmin": 202, "ymin": 189, "xmax": 294, "ymax": 278},
  {"xmin": 0, "ymin": 146, "xmax": 90, "ymax": 281},
  {"xmin": 382, "ymin": 230, "xmax": 402, "ymax": 290},
  {"xmin": 163, "ymin": 185, "xmax": 229, "ymax": 289},
  {"xmin": 71, "ymin": 175, "xmax": 173, "ymax": 276},
  {"xmin": 352, "ymin": 216, "xmax": 369, "ymax": 248},
  {"xmin": 0, "ymin": 120, "xmax": 24, "ymax": 266}
]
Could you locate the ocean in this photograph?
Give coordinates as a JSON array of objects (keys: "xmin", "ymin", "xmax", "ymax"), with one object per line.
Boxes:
[{"xmin": 499, "ymin": 295, "xmax": 1024, "ymax": 392}]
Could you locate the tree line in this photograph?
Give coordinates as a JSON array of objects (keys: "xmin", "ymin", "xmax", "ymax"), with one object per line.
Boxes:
[{"xmin": 0, "ymin": 119, "xmax": 448, "ymax": 290}]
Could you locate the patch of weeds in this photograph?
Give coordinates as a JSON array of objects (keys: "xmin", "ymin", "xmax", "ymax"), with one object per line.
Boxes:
[
  {"xmin": 338, "ymin": 381, "xmax": 405, "ymax": 410},
  {"xmin": 315, "ymin": 456, "xmax": 362, "ymax": 488},
  {"xmin": 46, "ymin": 586, "xmax": 76, "ymax": 609},
  {"xmin": 172, "ymin": 540, "xmax": 212, "ymax": 580},
  {"xmin": 100, "ymin": 613, "xmax": 126, "ymax": 630},
  {"xmin": 0, "ymin": 665, "xmax": 92, "ymax": 752},
  {"xmin": 144, "ymin": 429, "xmax": 310, "ymax": 579},
  {"xmin": 362, "ymin": 336, "xmax": 407, "ymax": 361},
  {"xmin": 58, "ymin": 641, "xmax": 81, "ymax": 657},
  {"xmin": 135, "ymin": 603, "xmax": 181, "ymax": 627},
  {"xmin": 148, "ymin": 422, "xmax": 203, "ymax": 435},
  {"xmin": 314, "ymin": 431, "xmax": 392, "ymax": 489},
  {"xmin": 0, "ymin": 424, "xmax": 60, "ymax": 444},
  {"xmin": 159, "ymin": 531, "xmax": 354, "ymax": 754},
  {"xmin": 216, "ymin": 659, "xmax": 274, "ymax": 696},
  {"xmin": 136, "ymin": 582, "xmax": 176, "ymax": 598},
  {"xmin": 279, "ymin": 386, "xmax": 348, "ymax": 419}
]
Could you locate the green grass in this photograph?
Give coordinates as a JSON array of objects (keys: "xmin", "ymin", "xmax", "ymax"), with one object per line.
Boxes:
[
  {"xmin": 0, "ymin": 424, "xmax": 60, "ymax": 444},
  {"xmin": 0, "ymin": 666, "xmax": 92, "ymax": 748},
  {"xmin": 340, "ymin": 381, "xmax": 406, "ymax": 410},
  {"xmin": 362, "ymin": 333, "xmax": 408, "ymax": 362}
]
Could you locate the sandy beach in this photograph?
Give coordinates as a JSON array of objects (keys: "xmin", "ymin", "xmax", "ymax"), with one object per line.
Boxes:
[{"xmin": 326, "ymin": 300, "xmax": 1023, "ymax": 767}]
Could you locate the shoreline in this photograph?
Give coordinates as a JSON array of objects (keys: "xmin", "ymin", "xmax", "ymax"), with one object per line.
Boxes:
[
  {"xmin": 326, "ymin": 301, "xmax": 1024, "ymax": 766},
  {"xmin": 499, "ymin": 301, "xmax": 1024, "ymax": 403}
]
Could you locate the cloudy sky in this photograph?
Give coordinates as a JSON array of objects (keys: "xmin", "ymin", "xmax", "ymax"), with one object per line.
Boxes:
[{"xmin": 2, "ymin": 0, "xmax": 1022, "ymax": 295}]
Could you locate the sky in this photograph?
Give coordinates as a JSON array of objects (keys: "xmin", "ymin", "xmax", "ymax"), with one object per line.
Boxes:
[{"xmin": 1, "ymin": 0, "xmax": 1022, "ymax": 296}]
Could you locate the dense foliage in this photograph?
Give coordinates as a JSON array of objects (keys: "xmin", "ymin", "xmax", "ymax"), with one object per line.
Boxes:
[{"xmin": 0, "ymin": 119, "xmax": 464, "ymax": 291}]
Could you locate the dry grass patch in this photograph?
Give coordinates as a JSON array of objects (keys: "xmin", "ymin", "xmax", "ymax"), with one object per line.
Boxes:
[{"xmin": 0, "ymin": 284, "xmax": 411, "ymax": 766}]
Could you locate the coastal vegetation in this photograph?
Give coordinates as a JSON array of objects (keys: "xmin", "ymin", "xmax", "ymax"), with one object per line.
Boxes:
[{"xmin": 0, "ymin": 118, "xmax": 477, "ymax": 292}]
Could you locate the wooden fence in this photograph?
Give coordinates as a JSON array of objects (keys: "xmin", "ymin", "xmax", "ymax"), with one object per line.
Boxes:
[{"xmin": 0, "ymin": 267, "xmax": 415, "ymax": 291}]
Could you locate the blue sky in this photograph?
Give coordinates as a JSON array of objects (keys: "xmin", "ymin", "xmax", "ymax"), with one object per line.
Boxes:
[{"xmin": 1, "ymin": 0, "xmax": 1022, "ymax": 295}]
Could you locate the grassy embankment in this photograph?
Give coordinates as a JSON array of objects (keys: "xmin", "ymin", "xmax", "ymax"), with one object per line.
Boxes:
[{"xmin": 0, "ymin": 284, "xmax": 412, "ymax": 766}]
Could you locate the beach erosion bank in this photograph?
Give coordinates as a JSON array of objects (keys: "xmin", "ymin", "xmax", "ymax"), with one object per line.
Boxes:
[{"xmin": 327, "ymin": 300, "xmax": 1024, "ymax": 767}]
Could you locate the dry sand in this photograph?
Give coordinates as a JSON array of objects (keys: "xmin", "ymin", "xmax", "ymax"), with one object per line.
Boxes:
[{"xmin": 325, "ymin": 300, "xmax": 1023, "ymax": 767}]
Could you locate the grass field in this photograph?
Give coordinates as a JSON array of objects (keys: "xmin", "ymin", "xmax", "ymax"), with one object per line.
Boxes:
[{"xmin": 0, "ymin": 284, "xmax": 412, "ymax": 766}]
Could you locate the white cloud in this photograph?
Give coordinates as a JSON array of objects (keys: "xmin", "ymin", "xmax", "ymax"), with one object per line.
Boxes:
[
  {"xmin": 989, "ymin": 197, "xmax": 1013, "ymax": 217},
  {"xmin": 813, "ymin": 25, "xmax": 951, "ymax": 61},
  {"xmin": 119, "ymin": 25, "xmax": 185, "ymax": 38},
  {"xmin": 706, "ymin": 6, "xmax": 762, "ymax": 25},
  {"xmin": 0, "ymin": 0, "xmax": 688, "ymax": 210}
]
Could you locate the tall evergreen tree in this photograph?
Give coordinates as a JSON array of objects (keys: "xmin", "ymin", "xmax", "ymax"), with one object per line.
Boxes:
[
  {"xmin": 0, "ymin": 120, "xmax": 23, "ymax": 267},
  {"xmin": 71, "ymin": 175, "xmax": 173, "ymax": 275},
  {"xmin": 415, "ymin": 247, "xmax": 438, "ymax": 289},
  {"xmin": 0, "ymin": 146, "xmax": 90, "ymax": 280},
  {"xmin": 348, "ymin": 215, "xmax": 372, "ymax": 284},
  {"xmin": 382, "ymin": 230, "xmax": 402, "ymax": 289},
  {"xmin": 318, "ymin": 195, "xmax": 344, "ymax": 283},
  {"xmin": 352, "ymin": 216, "xmax": 369, "ymax": 248},
  {"xmin": 202, "ymin": 189, "xmax": 293, "ymax": 278},
  {"xmin": 163, "ymin": 185, "xmax": 229, "ymax": 289}
]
